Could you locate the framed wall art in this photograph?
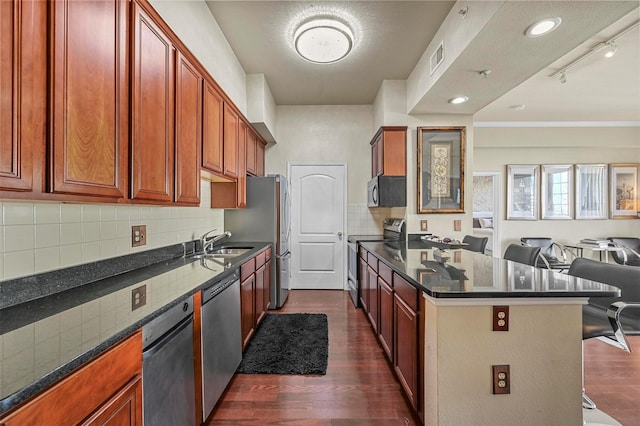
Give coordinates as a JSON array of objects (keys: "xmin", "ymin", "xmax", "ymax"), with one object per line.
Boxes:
[
  {"xmin": 541, "ymin": 164, "xmax": 573, "ymax": 220},
  {"xmin": 417, "ymin": 126, "xmax": 465, "ymax": 213},
  {"xmin": 506, "ymin": 165, "xmax": 539, "ymax": 220},
  {"xmin": 575, "ymin": 164, "xmax": 608, "ymax": 219},
  {"xmin": 610, "ymin": 164, "xmax": 638, "ymax": 218}
]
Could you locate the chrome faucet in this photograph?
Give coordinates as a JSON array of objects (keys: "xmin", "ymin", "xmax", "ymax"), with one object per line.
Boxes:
[{"xmin": 200, "ymin": 229, "xmax": 232, "ymax": 253}]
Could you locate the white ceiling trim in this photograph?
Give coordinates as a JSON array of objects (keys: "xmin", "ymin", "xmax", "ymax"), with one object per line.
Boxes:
[{"xmin": 473, "ymin": 121, "xmax": 640, "ymax": 128}]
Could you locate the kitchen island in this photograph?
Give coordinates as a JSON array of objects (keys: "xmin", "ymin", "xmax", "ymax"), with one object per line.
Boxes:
[{"xmin": 359, "ymin": 240, "xmax": 620, "ymax": 425}]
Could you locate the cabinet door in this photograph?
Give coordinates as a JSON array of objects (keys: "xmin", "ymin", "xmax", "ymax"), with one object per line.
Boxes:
[
  {"xmin": 256, "ymin": 139, "xmax": 265, "ymax": 176},
  {"xmin": 131, "ymin": 2, "xmax": 174, "ymax": 203},
  {"xmin": 264, "ymin": 257, "xmax": 272, "ymax": 310},
  {"xmin": 236, "ymin": 120, "xmax": 247, "ymax": 208},
  {"xmin": 255, "ymin": 264, "xmax": 266, "ymax": 325},
  {"xmin": 246, "ymin": 130, "xmax": 257, "ymax": 176},
  {"xmin": 378, "ymin": 277, "xmax": 393, "ymax": 361},
  {"xmin": 240, "ymin": 274, "xmax": 255, "ymax": 350},
  {"xmin": 394, "ymin": 294, "xmax": 418, "ymax": 411},
  {"xmin": 359, "ymin": 256, "xmax": 369, "ymax": 312},
  {"xmin": 49, "ymin": 0, "xmax": 128, "ymax": 198},
  {"xmin": 222, "ymin": 104, "xmax": 239, "ymax": 178},
  {"xmin": 174, "ymin": 51, "xmax": 202, "ymax": 205},
  {"xmin": 367, "ymin": 265, "xmax": 378, "ymax": 332},
  {"xmin": 0, "ymin": 0, "xmax": 45, "ymax": 193},
  {"xmin": 0, "ymin": 333, "xmax": 142, "ymax": 425},
  {"xmin": 81, "ymin": 376, "xmax": 142, "ymax": 426},
  {"xmin": 202, "ymin": 80, "xmax": 223, "ymax": 173}
]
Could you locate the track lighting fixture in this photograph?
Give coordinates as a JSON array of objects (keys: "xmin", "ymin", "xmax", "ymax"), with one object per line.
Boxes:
[
  {"xmin": 559, "ymin": 71, "xmax": 567, "ymax": 84},
  {"xmin": 603, "ymin": 41, "xmax": 617, "ymax": 58}
]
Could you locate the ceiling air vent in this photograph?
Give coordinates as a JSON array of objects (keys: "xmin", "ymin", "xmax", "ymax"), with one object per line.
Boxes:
[{"xmin": 430, "ymin": 41, "xmax": 444, "ymax": 75}]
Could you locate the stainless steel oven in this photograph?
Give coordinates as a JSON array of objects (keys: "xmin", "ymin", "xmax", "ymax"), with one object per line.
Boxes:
[{"xmin": 347, "ymin": 218, "xmax": 406, "ymax": 308}]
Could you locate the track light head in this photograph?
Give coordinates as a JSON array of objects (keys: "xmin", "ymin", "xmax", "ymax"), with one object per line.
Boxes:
[
  {"xmin": 603, "ymin": 41, "xmax": 617, "ymax": 58},
  {"xmin": 559, "ymin": 71, "xmax": 567, "ymax": 84}
]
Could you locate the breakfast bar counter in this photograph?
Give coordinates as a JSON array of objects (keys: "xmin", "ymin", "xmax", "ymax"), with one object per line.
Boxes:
[{"xmin": 359, "ymin": 240, "xmax": 620, "ymax": 425}]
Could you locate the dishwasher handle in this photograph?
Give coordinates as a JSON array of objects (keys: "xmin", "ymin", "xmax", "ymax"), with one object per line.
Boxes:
[{"xmin": 143, "ymin": 313, "xmax": 193, "ymax": 360}]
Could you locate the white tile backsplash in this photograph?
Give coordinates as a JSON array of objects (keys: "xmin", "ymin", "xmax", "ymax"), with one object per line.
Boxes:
[
  {"xmin": 347, "ymin": 203, "xmax": 404, "ymax": 235},
  {"xmin": 0, "ymin": 181, "xmax": 224, "ymax": 280}
]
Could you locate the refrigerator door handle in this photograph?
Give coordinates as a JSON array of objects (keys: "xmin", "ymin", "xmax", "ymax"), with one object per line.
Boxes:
[{"xmin": 276, "ymin": 251, "xmax": 291, "ymax": 259}]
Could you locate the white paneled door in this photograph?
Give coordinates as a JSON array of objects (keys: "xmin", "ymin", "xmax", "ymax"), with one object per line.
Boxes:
[{"xmin": 290, "ymin": 164, "xmax": 346, "ymax": 290}]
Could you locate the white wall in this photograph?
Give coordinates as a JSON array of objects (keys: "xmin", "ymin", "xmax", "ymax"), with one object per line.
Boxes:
[
  {"xmin": 149, "ymin": 0, "xmax": 247, "ymax": 113},
  {"xmin": 373, "ymin": 80, "xmax": 475, "ymax": 239},
  {"xmin": 474, "ymin": 126, "xmax": 640, "ymax": 256}
]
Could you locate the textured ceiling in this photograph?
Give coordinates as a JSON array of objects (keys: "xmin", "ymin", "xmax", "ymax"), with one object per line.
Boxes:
[{"xmin": 205, "ymin": 1, "xmax": 640, "ymax": 121}]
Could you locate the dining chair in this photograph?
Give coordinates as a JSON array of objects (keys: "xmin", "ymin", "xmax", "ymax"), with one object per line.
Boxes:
[
  {"xmin": 606, "ymin": 237, "xmax": 640, "ymax": 266},
  {"xmin": 567, "ymin": 257, "xmax": 640, "ymax": 408},
  {"xmin": 520, "ymin": 237, "xmax": 573, "ymax": 271},
  {"xmin": 503, "ymin": 244, "xmax": 540, "ymax": 266},
  {"xmin": 462, "ymin": 235, "xmax": 488, "ymax": 254}
]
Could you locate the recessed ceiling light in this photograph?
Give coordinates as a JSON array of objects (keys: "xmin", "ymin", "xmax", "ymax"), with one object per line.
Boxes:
[
  {"xmin": 525, "ymin": 17, "xmax": 562, "ymax": 37},
  {"xmin": 448, "ymin": 96, "xmax": 468, "ymax": 105},
  {"xmin": 294, "ymin": 18, "xmax": 354, "ymax": 64}
]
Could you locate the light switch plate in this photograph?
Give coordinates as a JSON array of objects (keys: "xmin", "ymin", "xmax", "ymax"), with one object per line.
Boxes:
[
  {"xmin": 453, "ymin": 220, "xmax": 461, "ymax": 231},
  {"xmin": 420, "ymin": 220, "xmax": 428, "ymax": 232}
]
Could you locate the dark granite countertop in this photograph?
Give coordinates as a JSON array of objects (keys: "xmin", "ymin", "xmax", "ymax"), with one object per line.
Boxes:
[
  {"xmin": 0, "ymin": 241, "xmax": 271, "ymax": 415},
  {"xmin": 360, "ymin": 240, "xmax": 621, "ymax": 299}
]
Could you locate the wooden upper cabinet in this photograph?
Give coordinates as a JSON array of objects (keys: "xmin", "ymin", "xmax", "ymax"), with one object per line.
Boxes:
[
  {"xmin": 49, "ymin": 0, "xmax": 128, "ymax": 199},
  {"xmin": 0, "ymin": 0, "xmax": 46, "ymax": 193},
  {"xmin": 131, "ymin": 1, "xmax": 175, "ymax": 203},
  {"xmin": 256, "ymin": 138, "xmax": 266, "ymax": 177},
  {"xmin": 370, "ymin": 126, "xmax": 407, "ymax": 177},
  {"xmin": 202, "ymin": 80, "xmax": 224, "ymax": 174},
  {"xmin": 236, "ymin": 120, "xmax": 247, "ymax": 208},
  {"xmin": 246, "ymin": 129, "xmax": 257, "ymax": 176},
  {"xmin": 174, "ymin": 51, "xmax": 202, "ymax": 205},
  {"xmin": 223, "ymin": 104, "xmax": 239, "ymax": 179}
]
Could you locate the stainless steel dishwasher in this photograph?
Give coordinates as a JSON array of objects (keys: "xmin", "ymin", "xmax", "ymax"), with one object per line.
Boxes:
[
  {"xmin": 142, "ymin": 296, "xmax": 196, "ymax": 426},
  {"xmin": 201, "ymin": 270, "xmax": 242, "ymax": 421}
]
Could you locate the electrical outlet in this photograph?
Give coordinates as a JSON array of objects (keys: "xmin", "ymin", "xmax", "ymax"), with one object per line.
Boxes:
[
  {"xmin": 453, "ymin": 219, "xmax": 461, "ymax": 231},
  {"xmin": 420, "ymin": 220, "xmax": 428, "ymax": 232},
  {"xmin": 492, "ymin": 365, "xmax": 510, "ymax": 394},
  {"xmin": 493, "ymin": 306, "xmax": 509, "ymax": 331},
  {"xmin": 131, "ymin": 285, "xmax": 147, "ymax": 311},
  {"xmin": 131, "ymin": 225, "xmax": 147, "ymax": 247}
]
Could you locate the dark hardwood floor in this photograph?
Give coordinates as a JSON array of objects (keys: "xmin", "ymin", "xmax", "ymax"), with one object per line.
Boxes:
[
  {"xmin": 206, "ymin": 290, "xmax": 640, "ymax": 425},
  {"xmin": 584, "ymin": 335, "xmax": 640, "ymax": 425},
  {"xmin": 206, "ymin": 290, "xmax": 419, "ymax": 425}
]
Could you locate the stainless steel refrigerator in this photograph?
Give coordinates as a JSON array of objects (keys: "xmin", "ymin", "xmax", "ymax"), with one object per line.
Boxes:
[{"xmin": 224, "ymin": 174, "xmax": 290, "ymax": 308}]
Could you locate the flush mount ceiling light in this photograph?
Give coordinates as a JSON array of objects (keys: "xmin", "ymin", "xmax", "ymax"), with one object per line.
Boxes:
[
  {"xmin": 448, "ymin": 96, "xmax": 469, "ymax": 105},
  {"xmin": 603, "ymin": 41, "xmax": 617, "ymax": 58},
  {"xmin": 525, "ymin": 17, "xmax": 562, "ymax": 37},
  {"xmin": 294, "ymin": 18, "xmax": 354, "ymax": 64}
]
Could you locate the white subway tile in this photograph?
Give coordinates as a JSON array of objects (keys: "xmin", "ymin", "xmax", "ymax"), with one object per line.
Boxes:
[
  {"xmin": 100, "ymin": 205, "xmax": 116, "ymax": 221},
  {"xmin": 4, "ymin": 225, "xmax": 35, "ymax": 252},
  {"xmin": 60, "ymin": 204, "xmax": 81, "ymax": 223},
  {"xmin": 35, "ymin": 224, "xmax": 60, "ymax": 248},
  {"xmin": 99, "ymin": 221, "xmax": 116, "ymax": 240},
  {"xmin": 60, "ymin": 223, "xmax": 82, "ymax": 245},
  {"xmin": 81, "ymin": 205, "xmax": 101, "ymax": 222},
  {"xmin": 81, "ymin": 242, "xmax": 100, "ymax": 262},
  {"xmin": 99, "ymin": 239, "xmax": 117, "ymax": 259},
  {"xmin": 35, "ymin": 204, "xmax": 61, "ymax": 224},
  {"xmin": 3, "ymin": 203, "xmax": 34, "ymax": 225},
  {"xmin": 60, "ymin": 243, "xmax": 82, "ymax": 267},
  {"xmin": 81, "ymin": 222, "xmax": 100, "ymax": 242},
  {"xmin": 115, "ymin": 237, "xmax": 131, "ymax": 254},
  {"xmin": 115, "ymin": 205, "xmax": 130, "ymax": 221},
  {"xmin": 35, "ymin": 247, "xmax": 61, "ymax": 273},
  {"xmin": 129, "ymin": 206, "xmax": 142, "ymax": 221},
  {"xmin": 3, "ymin": 249, "xmax": 35, "ymax": 280}
]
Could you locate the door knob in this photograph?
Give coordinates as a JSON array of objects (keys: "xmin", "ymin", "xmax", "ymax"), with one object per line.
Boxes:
[{"xmin": 338, "ymin": 232, "xmax": 343, "ymax": 238}]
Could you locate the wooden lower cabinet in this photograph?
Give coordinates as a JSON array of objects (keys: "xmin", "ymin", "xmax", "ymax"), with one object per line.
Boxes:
[
  {"xmin": 359, "ymin": 255, "xmax": 369, "ymax": 312},
  {"xmin": 255, "ymin": 263, "xmax": 266, "ymax": 325},
  {"xmin": 264, "ymin": 255, "xmax": 272, "ymax": 310},
  {"xmin": 393, "ymin": 293, "xmax": 419, "ymax": 411},
  {"xmin": 378, "ymin": 277, "xmax": 394, "ymax": 361},
  {"xmin": 240, "ymin": 272, "xmax": 255, "ymax": 349},
  {"xmin": 367, "ymin": 265, "xmax": 378, "ymax": 332},
  {"xmin": 0, "ymin": 332, "xmax": 142, "ymax": 425}
]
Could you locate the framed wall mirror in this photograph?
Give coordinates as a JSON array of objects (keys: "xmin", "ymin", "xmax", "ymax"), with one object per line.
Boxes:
[{"xmin": 417, "ymin": 126, "xmax": 465, "ymax": 213}]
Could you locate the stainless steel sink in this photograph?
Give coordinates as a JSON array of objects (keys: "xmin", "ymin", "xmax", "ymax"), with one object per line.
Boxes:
[{"xmin": 205, "ymin": 247, "xmax": 253, "ymax": 257}]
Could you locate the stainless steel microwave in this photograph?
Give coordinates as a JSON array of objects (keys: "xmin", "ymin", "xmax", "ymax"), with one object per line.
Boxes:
[{"xmin": 367, "ymin": 176, "xmax": 406, "ymax": 207}]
